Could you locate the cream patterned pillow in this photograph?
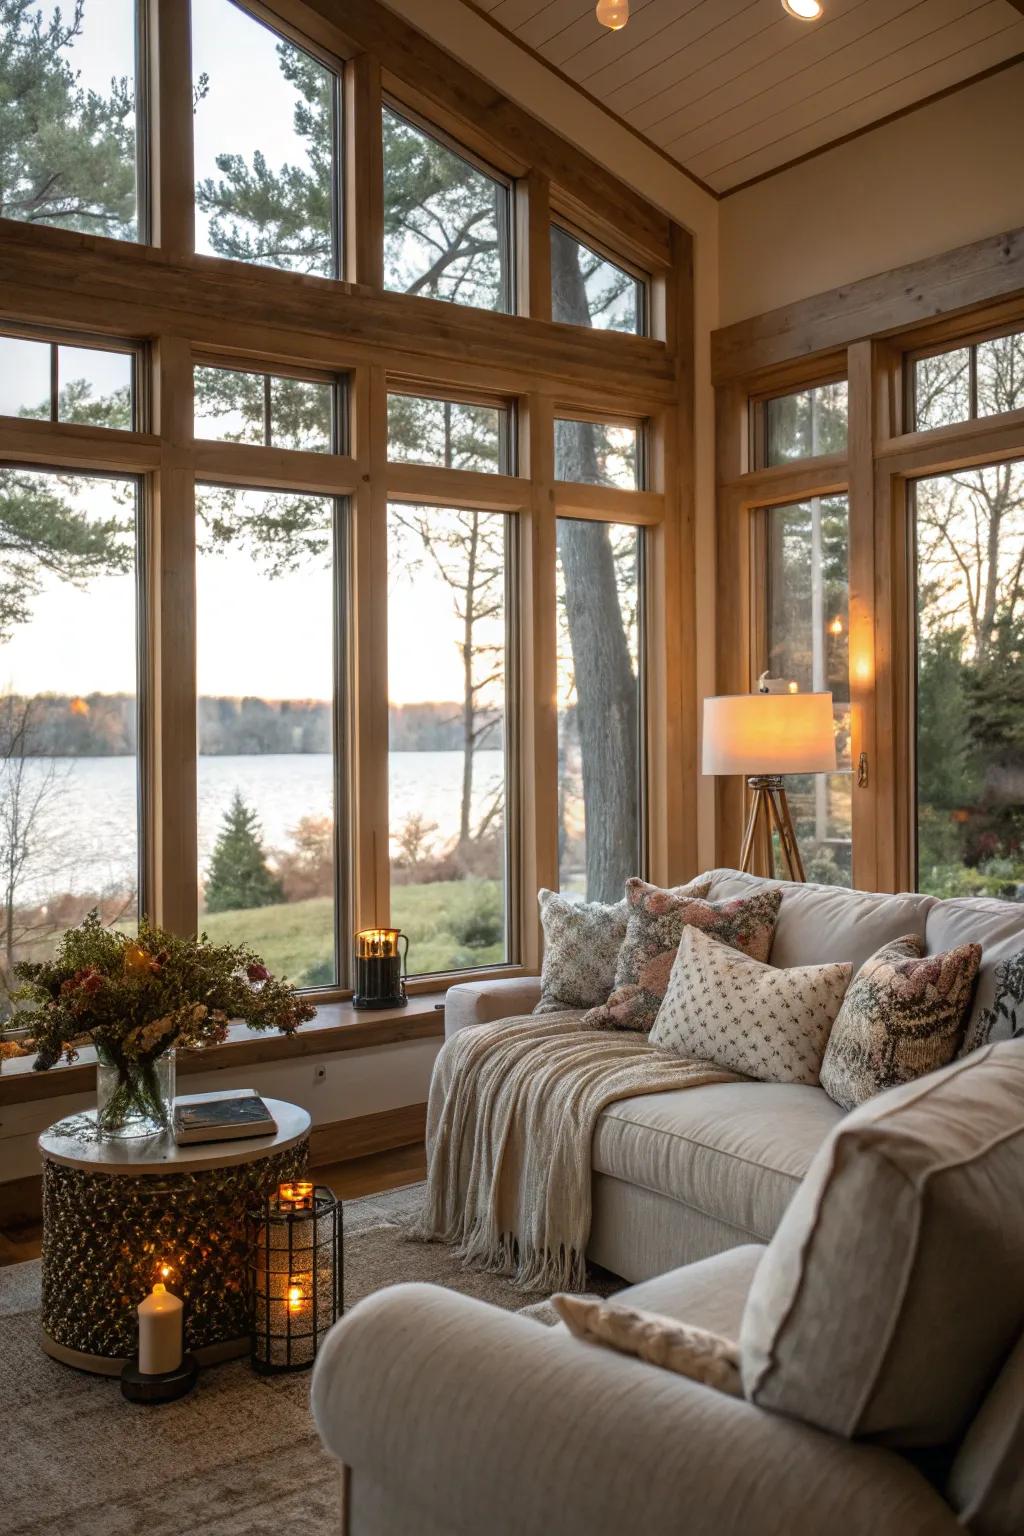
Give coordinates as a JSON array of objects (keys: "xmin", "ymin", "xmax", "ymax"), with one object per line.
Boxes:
[
  {"xmin": 552, "ymin": 1294, "xmax": 742, "ymax": 1395},
  {"xmin": 650, "ymin": 927, "xmax": 851, "ymax": 1085},
  {"xmin": 819, "ymin": 934, "xmax": 982, "ymax": 1110}
]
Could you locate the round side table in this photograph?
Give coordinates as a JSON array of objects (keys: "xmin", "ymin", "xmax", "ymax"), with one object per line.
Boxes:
[{"xmin": 38, "ymin": 1096, "xmax": 311, "ymax": 1376}]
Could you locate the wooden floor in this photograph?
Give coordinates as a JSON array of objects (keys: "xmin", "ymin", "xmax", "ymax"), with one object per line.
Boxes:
[{"xmin": 0, "ymin": 1141, "xmax": 428, "ymax": 1269}]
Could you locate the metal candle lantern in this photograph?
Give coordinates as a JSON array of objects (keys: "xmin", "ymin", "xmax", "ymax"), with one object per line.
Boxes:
[
  {"xmin": 248, "ymin": 1182, "xmax": 342, "ymax": 1374},
  {"xmin": 353, "ymin": 927, "xmax": 409, "ymax": 1010}
]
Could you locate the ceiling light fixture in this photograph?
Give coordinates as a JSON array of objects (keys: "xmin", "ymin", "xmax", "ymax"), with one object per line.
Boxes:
[
  {"xmin": 596, "ymin": 0, "xmax": 630, "ymax": 31},
  {"xmin": 782, "ymin": 0, "xmax": 824, "ymax": 18}
]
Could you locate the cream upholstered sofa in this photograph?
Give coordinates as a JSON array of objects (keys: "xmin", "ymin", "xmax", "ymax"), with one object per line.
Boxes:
[{"xmin": 312, "ymin": 873, "xmax": 1024, "ymax": 1535}]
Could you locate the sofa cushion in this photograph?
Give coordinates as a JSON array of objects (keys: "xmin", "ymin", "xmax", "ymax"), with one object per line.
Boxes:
[
  {"xmin": 703, "ymin": 869, "xmax": 935, "ymax": 972},
  {"xmin": 445, "ymin": 976, "xmax": 547, "ymax": 1038},
  {"xmin": 592, "ymin": 1081, "xmax": 845, "ymax": 1243},
  {"xmin": 819, "ymin": 935, "xmax": 981, "ymax": 1110},
  {"xmin": 651, "ymin": 927, "xmax": 851, "ymax": 1086},
  {"xmin": 583, "ymin": 882, "xmax": 782, "ymax": 1033},
  {"xmin": 924, "ymin": 896, "xmax": 1024, "ymax": 1053},
  {"xmin": 616, "ymin": 1245, "xmax": 765, "ymax": 1339},
  {"xmin": 741, "ymin": 1039, "xmax": 1024, "ymax": 1449},
  {"xmin": 947, "ymin": 1331, "xmax": 1024, "ymax": 1536}
]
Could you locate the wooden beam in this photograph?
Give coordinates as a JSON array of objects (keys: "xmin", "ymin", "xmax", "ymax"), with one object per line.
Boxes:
[
  {"xmin": 720, "ymin": 454, "xmax": 849, "ymax": 506},
  {"xmin": 712, "ymin": 227, "xmax": 1024, "ymax": 383},
  {"xmin": 0, "ymin": 417, "xmax": 161, "ymax": 473},
  {"xmin": 385, "ymin": 461, "xmax": 528, "ymax": 512},
  {"xmin": 345, "ymin": 51, "xmax": 384, "ymax": 288},
  {"xmin": 192, "ymin": 439, "xmax": 360, "ymax": 494},
  {"xmin": 149, "ymin": 0, "xmax": 195, "ymax": 258},
  {"xmin": 519, "ymin": 169, "xmax": 552, "ymax": 323}
]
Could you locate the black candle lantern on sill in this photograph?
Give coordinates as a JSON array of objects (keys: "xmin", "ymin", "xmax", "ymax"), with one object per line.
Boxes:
[
  {"xmin": 248, "ymin": 1182, "xmax": 342, "ymax": 1374},
  {"xmin": 353, "ymin": 927, "xmax": 409, "ymax": 1010}
]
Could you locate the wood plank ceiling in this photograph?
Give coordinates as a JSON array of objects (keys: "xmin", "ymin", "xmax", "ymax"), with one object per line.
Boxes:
[{"xmin": 468, "ymin": 0, "xmax": 1024, "ymax": 193}]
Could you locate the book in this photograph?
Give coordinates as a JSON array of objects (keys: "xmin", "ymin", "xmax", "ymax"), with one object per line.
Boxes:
[{"xmin": 173, "ymin": 1090, "xmax": 278, "ymax": 1145}]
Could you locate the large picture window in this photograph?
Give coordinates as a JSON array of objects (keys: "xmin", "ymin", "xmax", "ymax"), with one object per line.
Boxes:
[
  {"xmin": 387, "ymin": 503, "xmax": 509, "ymax": 974},
  {"xmin": 195, "ymin": 485, "xmax": 342, "ymax": 988},
  {"xmin": 0, "ymin": 466, "xmax": 139, "ymax": 1003},
  {"xmin": 192, "ymin": 0, "xmax": 339, "ymax": 276},
  {"xmin": 0, "ymin": 0, "xmax": 142, "ymax": 241},
  {"xmin": 557, "ymin": 519, "xmax": 643, "ymax": 900},
  {"xmin": 915, "ymin": 459, "xmax": 1024, "ymax": 900},
  {"xmin": 764, "ymin": 495, "xmax": 852, "ymax": 887}
]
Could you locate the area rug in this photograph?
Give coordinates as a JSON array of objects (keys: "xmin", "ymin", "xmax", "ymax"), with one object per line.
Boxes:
[{"xmin": 0, "ymin": 1182, "xmax": 618, "ymax": 1536}]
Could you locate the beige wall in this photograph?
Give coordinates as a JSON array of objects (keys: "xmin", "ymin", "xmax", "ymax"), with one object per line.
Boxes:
[{"xmin": 719, "ymin": 62, "xmax": 1024, "ymax": 328}]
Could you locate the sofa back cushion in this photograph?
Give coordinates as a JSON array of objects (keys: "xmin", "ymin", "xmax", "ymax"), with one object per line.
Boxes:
[
  {"xmin": 946, "ymin": 1330, "xmax": 1024, "ymax": 1536},
  {"xmin": 740, "ymin": 1039, "xmax": 1024, "ymax": 1449},
  {"xmin": 925, "ymin": 897, "xmax": 1024, "ymax": 1054},
  {"xmin": 702, "ymin": 869, "xmax": 934, "ymax": 973}
]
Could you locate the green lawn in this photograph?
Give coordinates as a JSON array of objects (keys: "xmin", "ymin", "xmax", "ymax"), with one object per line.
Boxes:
[{"xmin": 200, "ymin": 877, "xmax": 505, "ymax": 987}]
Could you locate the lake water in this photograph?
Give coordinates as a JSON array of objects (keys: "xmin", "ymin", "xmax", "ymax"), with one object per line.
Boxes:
[{"xmin": 6, "ymin": 751, "xmax": 505, "ymax": 903}]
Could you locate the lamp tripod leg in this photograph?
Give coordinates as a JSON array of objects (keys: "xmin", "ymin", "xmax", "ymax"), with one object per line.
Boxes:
[{"xmin": 767, "ymin": 787, "xmax": 806, "ymax": 882}]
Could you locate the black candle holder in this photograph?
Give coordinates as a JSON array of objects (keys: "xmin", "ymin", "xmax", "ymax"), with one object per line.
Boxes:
[
  {"xmin": 120, "ymin": 1353, "xmax": 198, "ymax": 1403},
  {"xmin": 353, "ymin": 927, "xmax": 409, "ymax": 1010},
  {"xmin": 247, "ymin": 1183, "xmax": 342, "ymax": 1373}
]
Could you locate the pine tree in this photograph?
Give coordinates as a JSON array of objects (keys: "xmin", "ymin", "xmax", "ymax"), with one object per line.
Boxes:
[{"xmin": 204, "ymin": 791, "xmax": 284, "ymax": 913}]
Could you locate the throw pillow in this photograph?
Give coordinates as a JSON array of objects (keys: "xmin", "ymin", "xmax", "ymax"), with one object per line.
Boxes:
[
  {"xmin": 962, "ymin": 947, "xmax": 1024, "ymax": 1056},
  {"xmin": 582, "ymin": 882, "xmax": 782, "ymax": 1033},
  {"xmin": 533, "ymin": 879, "xmax": 710, "ymax": 1014},
  {"xmin": 650, "ymin": 927, "xmax": 851, "ymax": 1086},
  {"xmin": 819, "ymin": 934, "xmax": 982, "ymax": 1111},
  {"xmin": 740, "ymin": 1039, "xmax": 1024, "ymax": 1449},
  {"xmin": 552, "ymin": 1294, "xmax": 742, "ymax": 1396}
]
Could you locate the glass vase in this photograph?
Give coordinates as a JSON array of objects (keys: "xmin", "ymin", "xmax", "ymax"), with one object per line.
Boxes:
[{"xmin": 96, "ymin": 1049, "xmax": 176, "ymax": 1140}]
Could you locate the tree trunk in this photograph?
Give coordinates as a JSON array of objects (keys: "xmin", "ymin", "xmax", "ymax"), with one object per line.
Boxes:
[
  {"xmin": 460, "ymin": 516, "xmax": 479, "ymax": 847},
  {"xmin": 551, "ymin": 234, "xmax": 639, "ymax": 901}
]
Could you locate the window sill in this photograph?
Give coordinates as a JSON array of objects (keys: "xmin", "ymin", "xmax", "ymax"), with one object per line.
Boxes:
[{"xmin": 0, "ymin": 995, "xmax": 446, "ymax": 1108}]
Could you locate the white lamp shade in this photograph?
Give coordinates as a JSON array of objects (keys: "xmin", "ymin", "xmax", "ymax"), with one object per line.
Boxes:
[{"xmin": 702, "ymin": 693, "xmax": 837, "ymax": 776}]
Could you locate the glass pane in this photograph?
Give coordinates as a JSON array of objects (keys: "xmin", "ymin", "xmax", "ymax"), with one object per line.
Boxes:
[
  {"xmin": 914, "ymin": 349, "xmax": 971, "ymax": 431},
  {"xmin": 194, "ymin": 365, "xmax": 266, "ymax": 444},
  {"xmin": 555, "ymin": 418, "xmax": 639, "ymax": 489},
  {"xmin": 765, "ymin": 496, "xmax": 852, "ymax": 887},
  {"xmin": 196, "ymin": 486, "xmax": 337, "ymax": 986},
  {"xmin": 387, "ymin": 394, "xmax": 504, "ymax": 472},
  {"xmin": 765, "ymin": 381, "xmax": 848, "ymax": 465},
  {"xmin": 556, "ymin": 520, "xmax": 641, "ymax": 899},
  {"xmin": 57, "ymin": 346, "xmax": 133, "ymax": 429},
  {"xmin": 550, "ymin": 226, "xmax": 643, "ymax": 335},
  {"xmin": 2, "ymin": 0, "xmax": 139, "ymax": 240},
  {"xmin": 192, "ymin": 0, "xmax": 337, "ymax": 276},
  {"xmin": 387, "ymin": 503, "xmax": 508, "ymax": 974},
  {"xmin": 0, "ymin": 468, "xmax": 138, "ymax": 1005},
  {"xmin": 382, "ymin": 107, "xmax": 510, "ymax": 313},
  {"xmin": 0, "ymin": 337, "xmax": 50, "ymax": 419},
  {"xmin": 977, "ymin": 332, "xmax": 1024, "ymax": 419},
  {"xmin": 915, "ymin": 461, "xmax": 1024, "ymax": 900},
  {"xmin": 270, "ymin": 376, "xmax": 333, "ymax": 452}
]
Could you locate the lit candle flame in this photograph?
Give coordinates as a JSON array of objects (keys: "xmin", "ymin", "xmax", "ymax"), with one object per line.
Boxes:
[{"xmin": 287, "ymin": 1283, "xmax": 305, "ymax": 1312}]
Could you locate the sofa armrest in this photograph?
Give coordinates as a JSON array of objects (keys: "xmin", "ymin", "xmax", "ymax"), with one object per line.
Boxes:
[
  {"xmin": 312, "ymin": 1284, "xmax": 958, "ymax": 1536},
  {"xmin": 444, "ymin": 975, "xmax": 542, "ymax": 1038}
]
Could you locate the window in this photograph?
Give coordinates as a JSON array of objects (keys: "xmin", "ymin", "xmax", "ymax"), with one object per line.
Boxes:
[
  {"xmin": 0, "ymin": 334, "xmax": 135, "ymax": 429},
  {"xmin": 914, "ymin": 460, "xmax": 1024, "ymax": 901},
  {"xmin": 763, "ymin": 381, "xmax": 848, "ymax": 466},
  {"xmin": 382, "ymin": 106, "xmax": 512, "ymax": 313},
  {"xmin": 192, "ymin": 0, "xmax": 339, "ymax": 276},
  {"xmin": 195, "ymin": 485, "xmax": 342, "ymax": 987},
  {"xmin": 764, "ymin": 496, "xmax": 852, "ymax": 887},
  {"xmin": 387, "ymin": 503, "xmax": 509, "ymax": 974},
  {"xmin": 550, "ymin": 225, "xmax": 645, "ymax": 335},
  {"xmin": 386, "ymin": 393, "xmax": 511, "ymax": 473},
  {"xmin": 557, "ymin": 520, "xmax": 643, "ymax": 899},
  {"xmin": 0, "ymin": 0, "xmax": 142, "ymax": 241},
  {"xmin": 194, "ymin": 365, "xmax": 336, "ymax": 451},
  {"xmin": 0, "ymin": 467, "xmax": 139, "ymax": 999},
  {"xmin": 914, "ymin": 329, "xmax": 1024, "ymax": 431},
  {"xmin": 555, "ymin": 417, "xmax": 641, "ymax": 489}
]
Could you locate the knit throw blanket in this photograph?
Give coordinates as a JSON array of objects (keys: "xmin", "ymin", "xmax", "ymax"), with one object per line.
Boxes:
[{"xmin": 408, "ymin": 1014, "xmax": 739, "ymax": 1292}]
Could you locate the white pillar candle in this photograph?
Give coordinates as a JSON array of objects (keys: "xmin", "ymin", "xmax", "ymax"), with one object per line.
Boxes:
[{"xmin": 138, "ymin": 1282, "xmax": 183, "ymax": 1375}]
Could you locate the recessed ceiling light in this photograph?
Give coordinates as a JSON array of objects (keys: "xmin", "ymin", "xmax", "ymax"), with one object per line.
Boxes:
[
  {"xmin": 596, "ymin": 0, "xmax": 630, "ymax": 30},
  {"xmin": 782, "ymin": 0, "xmax": 824, "ymax": 18}
]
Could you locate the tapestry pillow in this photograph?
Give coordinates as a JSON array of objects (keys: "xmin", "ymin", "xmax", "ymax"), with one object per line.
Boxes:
[
  {"xmin": 741, "ymin": 1040, "xmax": 1024, "ymax": 1449},
  {"xmin": 534, "ymin": 879, "xmax": 710, "ymax": 1014},
  {"xmin": 961, "ymin": 946, "xmax": 1024, "ymax": 1056},
  {"xmin": 819, "ymin": 934, "xmax": 982, "ymax": 1111},
  {"xmin": 552, "ymin": 1294, "xmax": 742, "ymax": 1396},
  {"xmin": 650, "ymin": 927, "xmax": 851, "ymax": 1086},
  {"xmin": 582, "ymin": 882, "xmax": 782, "ymax": 1034}
]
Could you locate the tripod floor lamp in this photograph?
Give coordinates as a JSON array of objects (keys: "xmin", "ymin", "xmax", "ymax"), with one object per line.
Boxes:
[{"xmin": 702, "ymin": 691, "xmax": 837, "ymax": 883}]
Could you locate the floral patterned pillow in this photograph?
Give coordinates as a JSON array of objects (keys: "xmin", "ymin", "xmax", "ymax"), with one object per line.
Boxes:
[
  {"xmin": 534, "ymin": 879, "xmax": 711, "ymax": 1014},
  {"xmin": 581, "ymin": 881, "xmax": 782, "ymax": 1033},
  {"xmin": 819, "ymin": 935, "xmax": 982, "ymax": 1111}
]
